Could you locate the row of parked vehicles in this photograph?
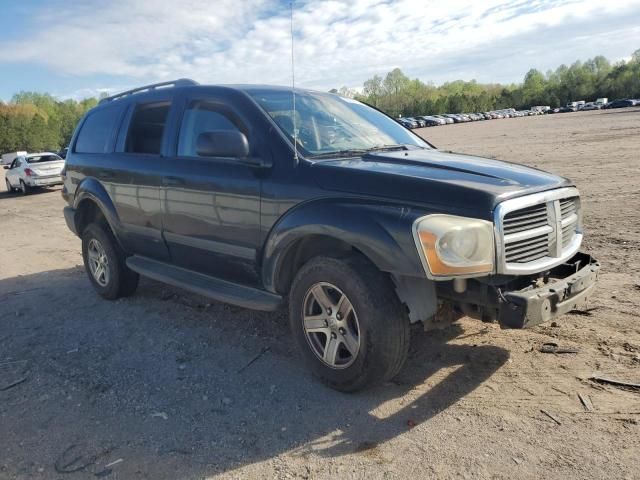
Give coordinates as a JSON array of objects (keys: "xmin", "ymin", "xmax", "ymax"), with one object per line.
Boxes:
[
  {"xmin": 397, "ymin": 97, "xmax": 639, "ymax": 129},
  {"xmin": 397, "ymin": 108, "xmax": 547, "ymax": 128}
]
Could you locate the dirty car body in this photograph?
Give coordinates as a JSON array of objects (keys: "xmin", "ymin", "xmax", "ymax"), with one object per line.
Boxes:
[{"xmin": 61, "ymin": 80, "xmax": 599, "ymax": 391}]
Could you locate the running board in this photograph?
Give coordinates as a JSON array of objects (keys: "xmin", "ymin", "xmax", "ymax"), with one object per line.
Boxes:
[{"xmin": 126, "ymin": 256, "xmax": 282, "ymax": 311}]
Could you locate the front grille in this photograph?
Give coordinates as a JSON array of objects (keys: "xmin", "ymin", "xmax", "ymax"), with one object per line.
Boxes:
[
  {"xmin": 496, "ymin": 189, "xmax": 582, "ymax": 274},
  {"xmin": 560, "ymin": 198, "xmax": 579, "ymax": 247}
]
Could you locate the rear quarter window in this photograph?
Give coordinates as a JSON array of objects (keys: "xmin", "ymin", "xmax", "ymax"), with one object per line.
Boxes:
[{"xmin": 75, "ymin": 105, "xmax": 124, "ymax": 154}]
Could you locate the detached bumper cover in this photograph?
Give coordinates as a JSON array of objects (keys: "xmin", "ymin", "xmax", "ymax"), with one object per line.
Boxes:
[{"xmin": 499, "ymin": 252, "xmax": 600, "ymax": 329}]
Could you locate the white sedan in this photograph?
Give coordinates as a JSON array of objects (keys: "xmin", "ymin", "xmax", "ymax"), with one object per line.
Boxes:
[{"xmin": 4, "ymin": 152, "xmax": 65, "ymax": 195}]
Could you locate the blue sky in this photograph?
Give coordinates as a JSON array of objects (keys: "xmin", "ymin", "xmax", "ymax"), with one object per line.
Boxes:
[{"xmin": 1, "ymin": 0, "xmax": 639, "ymax": 101}]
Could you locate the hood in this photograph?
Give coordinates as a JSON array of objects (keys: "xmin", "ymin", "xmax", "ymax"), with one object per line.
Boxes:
[{"xmin": 311, "ymin": 149, "xmax": 571, "ymax": 218}]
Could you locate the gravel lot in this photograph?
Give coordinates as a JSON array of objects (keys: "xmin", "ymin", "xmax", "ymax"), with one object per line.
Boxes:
[{"xmin": 1, "ymin": 107, "xmax": 639, "ymax": 479}]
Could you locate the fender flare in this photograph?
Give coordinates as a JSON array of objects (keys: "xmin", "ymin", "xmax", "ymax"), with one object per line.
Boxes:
[
  {"xmin": 261, "ymin": 199, "xmax": 425, "ymax": 293},
  {"xmin": 72, "ymin": 177, "xmax": 121, "ymax": 235}
]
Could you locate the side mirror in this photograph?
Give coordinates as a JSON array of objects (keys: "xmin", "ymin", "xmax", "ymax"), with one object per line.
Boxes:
[
  {"xmin": 3, "ymin": 165, "xmax": 9, "ymax": 170},
  {"xmin": 196, "ymin": 130, "xmax": 250, "ymax": 159}
]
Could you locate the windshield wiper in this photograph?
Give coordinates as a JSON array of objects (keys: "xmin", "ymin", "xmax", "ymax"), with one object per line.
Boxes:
[
  {"xmin": 309, "ymin": 144, "xmax": 415, "ymax": 159},
  {"xmin": 309, "ymin": 149, "xmax": 371, "ymax": 159},
  {"xmin": 368, "ymin": 144, "xmax": 410, "ymax": 152}
]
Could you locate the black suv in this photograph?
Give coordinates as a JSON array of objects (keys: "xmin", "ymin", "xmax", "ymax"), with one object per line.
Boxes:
[{"xmin": 62, "ymin": 79, "xmax": 599, "ymax": 391}]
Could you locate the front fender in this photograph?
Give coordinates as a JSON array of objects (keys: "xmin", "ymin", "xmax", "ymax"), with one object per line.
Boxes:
[{"xmin": 261, "ymin": 199, "xmax": 426, "ymax": 292}]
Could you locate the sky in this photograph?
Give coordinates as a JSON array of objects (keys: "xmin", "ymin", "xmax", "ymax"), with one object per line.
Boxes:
[{"xmin": 0, "ymin": 0, "xmax": 639, "ymax": 101}]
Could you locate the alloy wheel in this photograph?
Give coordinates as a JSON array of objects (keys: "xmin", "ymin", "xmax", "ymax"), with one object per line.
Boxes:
[
  {"xmin": 302, "ymin": 282, "xmax": 360, "ymax": 369},
  {"xmin": 87, "ymin": 238, "xmax": 110, "ymax": 287}
]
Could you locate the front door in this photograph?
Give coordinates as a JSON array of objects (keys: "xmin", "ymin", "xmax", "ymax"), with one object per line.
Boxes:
[{"xmin": 161, "ymin": 93, "xmax": 262, "ymax": 285}]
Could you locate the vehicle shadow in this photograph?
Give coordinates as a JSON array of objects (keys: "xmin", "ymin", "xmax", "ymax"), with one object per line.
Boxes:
[{"xmin": 0, "ymin": 267, "xmax": 509, "ymax": 478}]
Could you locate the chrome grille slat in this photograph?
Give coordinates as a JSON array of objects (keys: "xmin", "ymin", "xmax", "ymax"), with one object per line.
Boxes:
[
  {"xmin": 504, "ymin": 214, "xmax": 548, "ymax": 228},
  {"xmin": 504, "ymin": 225, "xmax": 553, "ymax": 244},
  {"xmin": 495, "ymin": 188, "xmax": 582, "ymax": 274},
  {"xmin": 505, "ymin": 234, "xmax": 549, "ymax": 252},
  {"xmin": 508, "ymin": 247, "xmax": 549, "ymax": 263}
]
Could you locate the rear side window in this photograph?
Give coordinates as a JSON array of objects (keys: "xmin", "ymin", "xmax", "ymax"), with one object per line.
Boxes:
[
  {"xmin": 178, "ymin": 100, "xmax": 245, "ymax": 157},
  {"xmin": 125, "ymin": 102, "xmax": 170, "ymax": 155},
  {"xmin": 75, "ymin": 106, "xmax": 123, "ymax": 154}
]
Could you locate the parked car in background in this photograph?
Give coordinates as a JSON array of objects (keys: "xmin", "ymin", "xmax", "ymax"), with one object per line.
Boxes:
[
  {"xmin": 406, "ymin": 117, "xmax": 426, "ymax": 128},
  {"xmin": 581, "ymin": 102, "xmax": 601, "ymax": 111},
  {"xmin": 57, "ymin": 147, "xmax": 69, "ymax": 159},
  {"xmin": 443, "ymin": 114, "xmax": 463, "ymax": 123},
  {"xmin": 397, "ymin": 117, "xmax": 418, "ymax": 129},
  {"xmin": 1, "ymin": 151, "xmax": 28, "ymax": 166},
  {"xmin": 595, "ymin": 98, "xmax": 608, "ymax": 106},
  {"xmin": 419, "ymin": 116, "xmax": 443, "ymax": 127},
  {"xmin": 603, "ymin": 99, "xmax": 635, "ymax": 109},
  {"xmin": 433, "ymin": 115, "xmax": 454, "ymax": 124},
  {"xmin": 4, "ymin": 152, "xmax": 65, "ymax": 195}
]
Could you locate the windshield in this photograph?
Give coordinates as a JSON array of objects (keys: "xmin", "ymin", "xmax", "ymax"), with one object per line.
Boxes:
[
  {"xmin": 248, "ymin": 90, "xmax": 429, "ymax": 157},
  {"xmin": 26, "ymin": 154, "xmax": 62, "ymax": 163}
]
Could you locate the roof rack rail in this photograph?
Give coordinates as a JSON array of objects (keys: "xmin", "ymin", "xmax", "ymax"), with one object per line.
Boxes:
[{"xmin": 99, "ymin": 78, "xmax": 198, "ymax": 104}]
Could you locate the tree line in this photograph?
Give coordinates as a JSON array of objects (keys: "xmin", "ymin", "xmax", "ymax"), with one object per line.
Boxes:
[
  {"xmin": 333, "ymin": 49, "xmax": 640, "ymax": 118},
  {"xmin": 0, "ymin": 93, "xmax": 100, "ymax": 153},
  {"xmin": 1, "ymin": 49, "xmax": 639, "ymax": 153}
]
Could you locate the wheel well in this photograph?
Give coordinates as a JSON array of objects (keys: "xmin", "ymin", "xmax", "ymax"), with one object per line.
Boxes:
[
  {"xmin": 274, "ymin": 235, "xmax": 376, "ymax": 294},
  {"xmin": 75, "ymin": 199, "xmax": 107, "ymax": 235}
]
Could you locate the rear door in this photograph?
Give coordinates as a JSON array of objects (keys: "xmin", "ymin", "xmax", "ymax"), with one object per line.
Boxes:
[
  {"xmin": 108, "ymin": 99, "xmax": 175, "ymax": 260},
  {"xmin": 160, "ymin": 91, "xmax": 262, "ymax": 285},
  {"xmin": 72, "ymin": 97, "xmax": 170, "ymax": 260}
]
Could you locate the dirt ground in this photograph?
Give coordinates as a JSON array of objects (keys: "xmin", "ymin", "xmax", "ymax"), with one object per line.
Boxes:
[{"xmin": 1, "ymin": 107, "xmax": 639, "ymax": 480}]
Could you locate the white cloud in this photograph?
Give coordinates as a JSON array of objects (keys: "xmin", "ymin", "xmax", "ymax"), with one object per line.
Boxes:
[{"xmin": 1, "ymin": 0, "xmax": 640, "ymax": 96}]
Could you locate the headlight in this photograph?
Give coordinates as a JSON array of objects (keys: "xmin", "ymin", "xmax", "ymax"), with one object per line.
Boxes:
[{"xmin": 413, "ymin": 214, "xmax": 495, "ymax": 278}]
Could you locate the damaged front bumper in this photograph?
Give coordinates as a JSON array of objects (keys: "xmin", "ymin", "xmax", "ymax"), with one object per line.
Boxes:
[
  {"xmin": 438, "ymin": 252, "xmax": 600, "ymax": 329},
  {"xmin": 498, "ymin": 252, "xmax": 600, "ymax": 328}
]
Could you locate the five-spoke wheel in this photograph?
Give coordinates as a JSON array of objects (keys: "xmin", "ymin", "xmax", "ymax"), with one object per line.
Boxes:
[
  {"xmin": 289, "ymin": 255, "xmax": 410, "ymax": 391},
  {"xmin": 303, "ymin": 282, "xmax": 360, "ymax": 368},
  {"xmin": 87, "ymin": 238, "xmax": 110, "ymax": 287}
]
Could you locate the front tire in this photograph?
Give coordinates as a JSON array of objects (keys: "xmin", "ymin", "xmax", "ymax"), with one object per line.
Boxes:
[
  {"xmin": 5, "ymin": 178, "xmax": 14, "ymax": 193},
  {"xmin": 289, "ymin": 256, "xmax": 410, "ymax": 392},
  {"xmin": 81, "ymin": 222, "xmax": 139, "ymax": 300}
]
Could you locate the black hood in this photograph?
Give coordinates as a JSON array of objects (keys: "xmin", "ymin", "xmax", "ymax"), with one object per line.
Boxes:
[{"xmin": 311, "ymin": 148, "xmax": 572, "ymax": 218}]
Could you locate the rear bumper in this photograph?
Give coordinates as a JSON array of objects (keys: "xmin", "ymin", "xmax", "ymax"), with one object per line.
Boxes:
[
  {"xmin": 26, "ymin": 176, "xmax": 63, "ymax": 187},
  {"xmin": 498, "ymin": 252, "xmax": 600, "ymax": 328},
  {"xmin": 63, "ymin": 206, "xmax": 78, "ymax": 236}
]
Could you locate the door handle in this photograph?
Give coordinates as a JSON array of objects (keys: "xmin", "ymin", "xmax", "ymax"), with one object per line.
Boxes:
[{"xmin": 162, "ymin": 176, "xmax": 185, "ymax": 186}]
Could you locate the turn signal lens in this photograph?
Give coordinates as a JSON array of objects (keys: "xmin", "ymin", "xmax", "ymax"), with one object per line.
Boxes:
[{"xmin": 24, "ymin": 168, "xmax": 34, "ymax": 177}]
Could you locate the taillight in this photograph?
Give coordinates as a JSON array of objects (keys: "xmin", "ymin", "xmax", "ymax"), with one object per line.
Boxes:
[{"xmin": 24, "ymin": 168, "xmax": 34, "ymax": 177}]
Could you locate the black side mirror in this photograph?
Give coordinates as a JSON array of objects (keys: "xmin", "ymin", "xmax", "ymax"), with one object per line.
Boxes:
[
  {"xmin": 3, "ymin": 165, "xmax": 9, "ymax": 170},
  {"xmin": 196, "ymin": 130, "xmax": 250, "ymax": 159}
]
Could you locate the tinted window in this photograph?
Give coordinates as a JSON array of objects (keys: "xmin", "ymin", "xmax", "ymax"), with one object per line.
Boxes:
[
  {"xmin": 75, "ymin": 106, "xmax": 123, "ymax": 154},
  {"xmin": 125, "ymin": 103, "xmax": 170, "ymax": 155},
  {"xmin": 178, "ymin": 101, "xmax": 244, "ymax": 157}
]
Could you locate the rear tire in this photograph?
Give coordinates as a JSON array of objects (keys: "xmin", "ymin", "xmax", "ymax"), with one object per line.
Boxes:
[
  {"xmin": 19, "ymin": 180, "xmax": 30, "ymax": 195},
  {"xmin": 289, "ymin": 256, "xmax": 410, "ymax": 392},
  {"xmin": 81, "ymin": 222, "xmax": 139, "ymax": 300}
]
